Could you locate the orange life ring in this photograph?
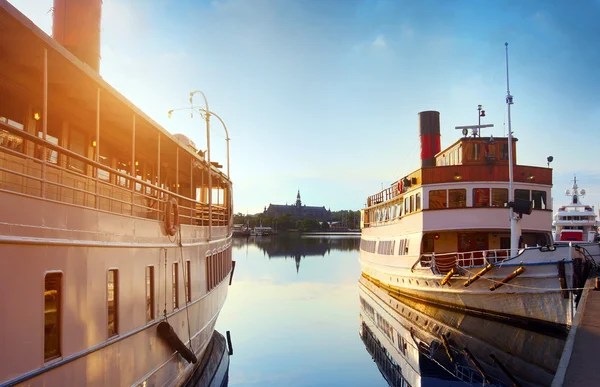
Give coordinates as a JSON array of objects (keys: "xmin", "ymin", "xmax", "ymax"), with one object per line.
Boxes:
[
  {"xmin": 165, "ymin": 197, "xmax": 179, "ymax": 236},
  {"xmin": 397, "ymin": 180, "xmax": 403, "ymax": 193}
]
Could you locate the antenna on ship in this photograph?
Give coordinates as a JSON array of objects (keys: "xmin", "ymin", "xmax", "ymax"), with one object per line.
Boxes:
[{"xmin": 505, "ymin": 42, "xmax": 519, "ymax": 252}]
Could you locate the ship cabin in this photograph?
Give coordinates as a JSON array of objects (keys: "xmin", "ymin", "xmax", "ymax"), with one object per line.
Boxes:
[
  {"xmin": 0, "ymin": 1, "xmax": 232, "ymax": 231},
  {"xmin": 361, "ymin": 111, "xmax": 553, "ymax": 266}
]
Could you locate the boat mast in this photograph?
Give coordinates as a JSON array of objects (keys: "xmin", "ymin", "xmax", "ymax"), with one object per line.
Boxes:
[{"xmin": 505, "ymin": 42, "xmax": 518, "ymax": 252}]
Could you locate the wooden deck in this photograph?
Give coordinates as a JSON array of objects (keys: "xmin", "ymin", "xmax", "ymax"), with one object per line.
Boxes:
[{"xmin": 553, "ymin": 278, "xmax": 600, "ymax": 387}]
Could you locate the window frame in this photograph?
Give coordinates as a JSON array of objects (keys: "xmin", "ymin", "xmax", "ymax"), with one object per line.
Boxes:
[
  {"xmin": 173, "ymin": 262, "xmax": 179, "ymax": 310},
  {"xmin": 146, "ymin": 266, "xmax": 155, "ymax": 322},
  {"xmin": 44, "ymin": 271, "xmax": 63, "ymax": 362},
  {"xmin": 107, "ymin": 268, "xmax": 119, "ymax": 338}
]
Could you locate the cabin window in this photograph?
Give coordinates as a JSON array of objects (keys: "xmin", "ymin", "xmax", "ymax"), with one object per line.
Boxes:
[
  {"xmin": 415, "ymin": 193, "xmax": 421, "ymax": 211},
  {"xmin": 458, "ymin": 145, "xmax": 462, "ymax": 164},
  {"xmin": 186, "ymin": 260, "xmax": 192, "ymax": 303},
  {"xmin": 116, "ymin": 160, "xmax": 129, "ymax": 187},
  {"xmin": 410, "ymin": 195, "xmax": 414, "ymax": 213},
  {"xmin": 449, "ymin": 152, "xmax": 454, "ymax": 165},
  {"xmin": 44, "ymin": 272, "xmax": 62, "ymax": 361},
  {"xmin": 429, "ymin": 190, "xmax": 447, "ymax": 209},
  {"xmin": 0, "ymin": 106, "xmax": 25, "ymax": 153},
  {"xmin": 500, "ymin": 144, "xmax": 509, "ymax": 160},
  {"xmin": 107, "ymin": 269, "xmax": 119, "ymax": 338},
  {"xmin": 422, "ymin": 234, "xmax": 435, "ymax": 253},
  {"xmin": 532, "ymin": 190, "xmax": 547, "ymax": 210},
  {"xmin": 515, "ymin": 189, "xmax": 530, "ymax": 201},
  {"xmin": 146, "ymin": 266, "xmax": 155, "ymax": 322},
  {"xmin": 449, "ymin": 189, "xmax": 466, "ymax": 208},
  {"xmin": 470, "ymin": 143, "xmax": 480, "ymax": 160},
  {"xmin": 69, "ymin": 129, "xmax": 86, "ymax": 174},
  {"xmin": 473, "ymin": 188, "xmax": 490, "ymax": 207},
  {"xmin": 404, "ymin": 197, "xmax": 409, "ymax": 213},
  {"xmin": 98, "ymin": 154, "xmax": 110, "ymax": 181},
  {"xmin": 491, "ymin": 188, "xmax": 508, "ymax": 207},
  {"xmin": 37, "ymin": 132, "xmax": 59, "ymax": 164},
  {"xmin": 173, "ymin": 262, "xmax": 179, "ymax": 309}
]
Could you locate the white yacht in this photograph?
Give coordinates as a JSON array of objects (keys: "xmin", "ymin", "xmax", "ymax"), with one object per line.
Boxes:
[{"xmin": 553, "ymin": 176, "xmax": 599, "ymax": 243}]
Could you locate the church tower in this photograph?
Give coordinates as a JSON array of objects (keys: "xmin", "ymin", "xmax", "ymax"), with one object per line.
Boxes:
[{"xmin": 296, "ymin": 190, "xmax": 302, "ymax": 207}]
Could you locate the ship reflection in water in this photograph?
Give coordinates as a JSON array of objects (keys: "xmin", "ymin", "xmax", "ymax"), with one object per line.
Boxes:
[{"xmin": 359, "ymin": 276, "xmax": 566, "ymax": 387}]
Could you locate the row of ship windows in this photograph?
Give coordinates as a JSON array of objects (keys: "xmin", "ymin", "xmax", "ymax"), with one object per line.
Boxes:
[
  {"xmin": 360, "ymin": 296, "xmax": 410, "ymax": 361},
  {"xmin": 557, "ymin": 216, "xmax": 596, "ymax": 221},
  {"xmin": 43, "ymin": 249, "xmax": 232, "ymax": 363},
  {"xmin": 373, "ymin": 188, "xmax": 548, "ymax": 222},
  {"xmin": 362, "ymin": 238, "xmax": 410, "ymax": 256}
]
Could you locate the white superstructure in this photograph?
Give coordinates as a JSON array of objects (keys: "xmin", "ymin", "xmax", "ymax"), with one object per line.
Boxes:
[{"xmin": 553, "ymin": 176, "xmax": 599, "ymax": 243}]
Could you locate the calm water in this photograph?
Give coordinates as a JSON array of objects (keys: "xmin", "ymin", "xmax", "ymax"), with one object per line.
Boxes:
[{"xmin": 215, "ymin": 235, "xmax": 566, "ymax": 387}]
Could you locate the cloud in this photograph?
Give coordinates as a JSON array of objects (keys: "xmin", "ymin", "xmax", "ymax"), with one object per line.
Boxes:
[{"xmin": 371, "ymin": 34, "xmax": 387, "ymax": 48}]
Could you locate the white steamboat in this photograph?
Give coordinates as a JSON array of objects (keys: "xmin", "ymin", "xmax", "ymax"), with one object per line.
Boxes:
[
  {"xmin": 359, "ymin": 44, "xmax": 599, "ymax": 332},
  {"xmin": 0, "ymin": 1, "xmax": 233, "ymax": 386}
]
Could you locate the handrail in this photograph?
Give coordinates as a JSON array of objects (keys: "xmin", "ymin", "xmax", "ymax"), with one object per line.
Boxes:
[
  {"xmin": 0, "ymin": 121, "xmax": 227, "ymax": 207},
  {"xmin": 0, "ymin": 127, "xmax": 230, "ymax": 226}
]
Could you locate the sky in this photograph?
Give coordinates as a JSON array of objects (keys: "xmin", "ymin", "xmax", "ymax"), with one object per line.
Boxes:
[{"xmin": 9, "ymin": 0, "xmax": 600, "ymax": 214}]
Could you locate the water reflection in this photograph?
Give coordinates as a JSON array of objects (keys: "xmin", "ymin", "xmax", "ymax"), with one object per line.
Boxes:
[
  {"xmin": 232, "ymin": 234, "xmax": 360, "ymax": 273},
  {"xmin": 358, "ymin": 276, "xmax": 566, "ymax": 387}
]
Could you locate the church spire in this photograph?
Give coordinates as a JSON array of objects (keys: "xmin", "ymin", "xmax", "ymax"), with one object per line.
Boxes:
[{"xmin": 296, "ymin": 189, "xmax": 302, "ymax": 207}]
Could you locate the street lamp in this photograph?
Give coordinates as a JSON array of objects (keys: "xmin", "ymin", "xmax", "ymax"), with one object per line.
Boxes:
[
  {"xmin": 167, "ymin": 106, "xmax": 230, "ymax": 179},
  {"xmin": 168, "ymin": 90, "xmax": 218, "ymax": 241}
]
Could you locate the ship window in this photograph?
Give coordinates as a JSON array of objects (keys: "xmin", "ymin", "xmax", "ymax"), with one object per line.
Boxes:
[
  {"xmin": 173, "ymin": 262, "xmax": 179, "ymax": 309},
  {"xmin": 449, "ymin": 189, "xmax": 467, "ymax": 208},
  {"xmin": 429, "ymin": 190, "xmax": 447, "ymax": 209},
  {"xmin": 186, "ymin": 260, "xmax": 192, "ymax": 303},
  {"xmin": 37, "ymin": 132, "xmax": 59, "ymax": 164},
  {"xmin": 415, "ymin": 193, "xmax": 421, "ymax": 211},
  {"xmin": 69, "ymin": 129, "xmax": 86, "ymax": 174},
  {"xmin": 107, "ymin": 269, "xmax": 119, "ymax": 338},
  {"xmin": 0, "ymin": 106, "xmax": 25, "ymax": 153},
  {"xmin": 515, "ymin": 189, "xmax": 530, "ymax": 201},
  {"xmin": 473, "ymin": 188, "xmax": 490, "ymax": 207},
  {"xmin": 44, "ymin": 272, "xmax": 62, "ymax": 361},
  {"xmin": 469, "ymin": 143, "xmax": 480, "ymax": 160},
  {"xmin": 410, "ymin": 195, "xmax": 414, "ymax": 213},
  {"xmin": 492, "ymin": 188, "xmax": 508, "ymax": 207},
  {"xmin": 404, "ymin": 197, "xmax": 409, "ymax": 213},
  {"xmin": 146, "ymin": 266, "xmax": 155, "ymax": 322},
  {"xmin": 98, "ymin": 154, "xmax": 110, "ymax": 181},
  {"xmin": 532, "ymin": 190, "xmax": 547, "ymax": 210},
  {"xmin": 500, "ymin": 144, "xmax": 509, "ymax": 160}
]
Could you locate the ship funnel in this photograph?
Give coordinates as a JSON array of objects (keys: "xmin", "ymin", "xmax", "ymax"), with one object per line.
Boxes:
[
  {"xmin": 52, "ymin": 0, "xmax": 102, "ymax": 72},
  {"xmin": 419, "ymin": 111, "xmax": 441, "ymax": 167}
]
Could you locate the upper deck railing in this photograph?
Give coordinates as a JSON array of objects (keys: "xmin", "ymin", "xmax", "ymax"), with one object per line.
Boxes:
[
  {"xmin": 0, "ymin": 121, "xmax": 230, "ymax": 227},
  {"xmin": 366, "ymin": 165, "xmax": 552, "ymax": 208}
]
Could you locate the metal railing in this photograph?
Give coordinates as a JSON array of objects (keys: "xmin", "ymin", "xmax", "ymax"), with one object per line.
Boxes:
[
  {"xmin": 419, "ymin": 248, "xmax": 522, "ymax": 274},
  {"xmin": 0, "ymin": 121, "xmax": 230, "ymax": 227}
]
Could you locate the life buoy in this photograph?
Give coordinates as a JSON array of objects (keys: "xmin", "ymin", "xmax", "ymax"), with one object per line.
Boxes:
[
  {"xmin": 397, "ymin": 180, "xmax": 403, "ymax": 193},
  {"xmin": 165, "ymin": 197, "xmax": 179, "ymax": 236}
]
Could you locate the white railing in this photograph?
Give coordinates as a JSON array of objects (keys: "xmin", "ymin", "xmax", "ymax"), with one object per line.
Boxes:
[{"xmin": 419, "ymin": 248, "xmax": 523, "ymax": 273}]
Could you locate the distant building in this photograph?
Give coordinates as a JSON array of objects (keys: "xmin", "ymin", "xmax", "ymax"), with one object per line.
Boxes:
[{"xmin": 263, "ymin": 190, "xmax": 331, "ymax": 221}]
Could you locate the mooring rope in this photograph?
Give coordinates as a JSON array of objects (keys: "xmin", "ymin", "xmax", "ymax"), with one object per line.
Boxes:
[{"xmin": 455, "ymin": 264, "xmax": 596, "ymax": 292}]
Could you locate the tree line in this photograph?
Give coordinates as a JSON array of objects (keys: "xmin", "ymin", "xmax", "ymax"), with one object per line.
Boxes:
[{"xmin": 233, "ymin": 210, "xmax": 361, "ymax": 232}]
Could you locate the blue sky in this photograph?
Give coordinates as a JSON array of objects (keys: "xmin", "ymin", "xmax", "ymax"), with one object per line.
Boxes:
[{"xmin": 11, "ymin": 0, "xmax": 600, "ymax": 214}]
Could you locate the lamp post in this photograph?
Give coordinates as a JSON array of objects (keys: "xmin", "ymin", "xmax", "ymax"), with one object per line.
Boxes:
[
  {"xmin": 189, "ymin": 90, "xmax": 213, "ymax": 241},
  {"xmin": 193, "ymin": 108, "xmax": 230, "ymax": 179},
  {"xmin": 168, "ymin": 105, "xmax": 230, "ymax": 179},
  {"xmin": 477, "ymin": 105, "xmax": 485, "ymax": 137}
]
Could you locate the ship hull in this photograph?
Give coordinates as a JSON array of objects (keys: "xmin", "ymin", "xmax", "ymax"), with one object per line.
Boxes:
[
  {"xmin": 0, "ymin": 191, "xmax": 232, "ymax": 387},
  {"xmin": 359, "ymin": 244, "xmax": 583, "ymax": 331}
]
